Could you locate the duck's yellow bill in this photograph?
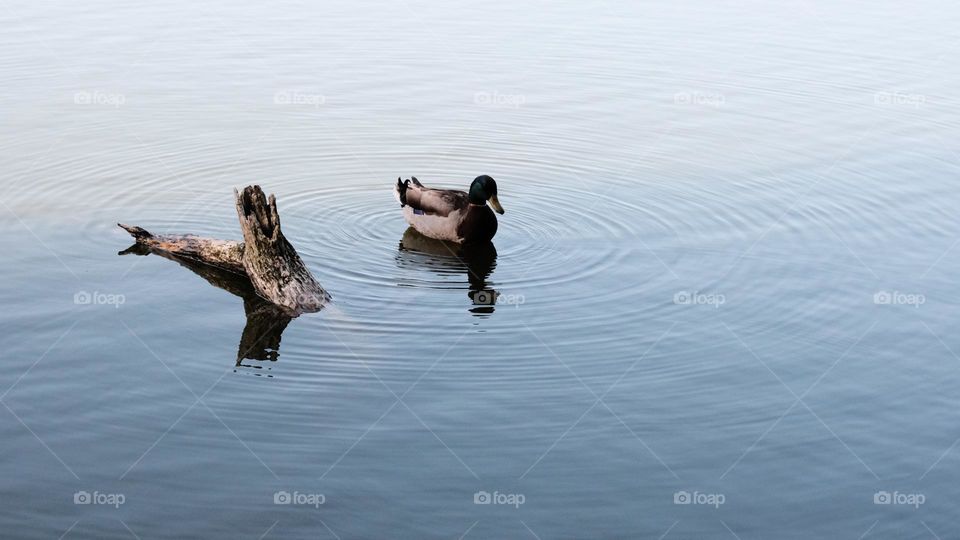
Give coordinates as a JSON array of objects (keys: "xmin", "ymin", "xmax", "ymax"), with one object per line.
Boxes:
[{"xmin": 489, "ymin": 194, "xmax": 505, "ymax": 214}]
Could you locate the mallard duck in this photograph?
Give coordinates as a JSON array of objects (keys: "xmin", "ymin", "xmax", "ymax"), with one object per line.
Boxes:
[{"xmin": 394, "ymin": 175, "xmax": 505, "ymax": 243}]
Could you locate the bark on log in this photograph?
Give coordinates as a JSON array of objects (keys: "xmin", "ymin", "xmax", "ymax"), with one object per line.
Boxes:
[
  {"xmin": 118, "ymin": 185, "xmax": 328, "ymax": 314},
  {"xmin": 234, "ymin": 186, "xmax": 329, "ymax": 313}
]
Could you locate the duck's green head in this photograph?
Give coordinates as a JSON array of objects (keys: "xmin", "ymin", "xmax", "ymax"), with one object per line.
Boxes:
[{"xmin": 468, "ymin": 175, "xmax": 505, "ymax": 214}]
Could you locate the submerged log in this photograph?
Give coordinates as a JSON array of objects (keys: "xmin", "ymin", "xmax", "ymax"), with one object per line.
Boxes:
[
  {"xmin": 117, "ymin": 225, "xmax": 246, "ymax": 275},
  {"xmin": 119, "ymin": 185, "xmax": 328, "ymax": 313}
]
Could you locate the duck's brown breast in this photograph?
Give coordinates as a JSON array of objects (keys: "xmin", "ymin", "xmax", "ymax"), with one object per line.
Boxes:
[{"xmin": 457, "ymin": 204, "xmax": 498, "ymax": 243}]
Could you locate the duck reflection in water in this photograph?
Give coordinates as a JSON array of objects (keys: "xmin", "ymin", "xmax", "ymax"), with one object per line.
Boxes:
[
  {"xmin": 396, "ymin": 227, "xmax": 499, "ymax": 315},
  {"xmin": 119, "ymin": 243, "xmax": 309, "ymax": 373}
]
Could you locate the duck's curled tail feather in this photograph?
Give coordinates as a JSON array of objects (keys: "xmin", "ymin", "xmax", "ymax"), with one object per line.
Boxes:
[{"xmin": 395, "ymin": 177, "xmax": 410, "ymax": 207}]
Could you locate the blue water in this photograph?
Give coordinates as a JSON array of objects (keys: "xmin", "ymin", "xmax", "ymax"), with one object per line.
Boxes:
[{"xmin": 2, "ymin": 0, "xmax": 959, "ymax": 538}]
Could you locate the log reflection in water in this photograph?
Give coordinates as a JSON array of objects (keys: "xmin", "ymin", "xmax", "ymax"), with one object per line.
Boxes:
[{"xmin": 119, "ymin": 243, "xmax": 306, "ymax": 368}]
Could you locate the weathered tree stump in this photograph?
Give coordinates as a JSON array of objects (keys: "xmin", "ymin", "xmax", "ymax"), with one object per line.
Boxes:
[
  {"xmin": 119, "ymin": 185, "xmax": 328, "ymax": 314},
  {"xmin": 234, "ymin": 186, "xmax": 328, "ymax": 312}
]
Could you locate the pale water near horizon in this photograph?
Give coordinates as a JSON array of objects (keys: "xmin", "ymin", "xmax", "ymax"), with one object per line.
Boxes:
[{"xmin": 2, "ymin": 0, "xmax": 960, "ymax": 538}]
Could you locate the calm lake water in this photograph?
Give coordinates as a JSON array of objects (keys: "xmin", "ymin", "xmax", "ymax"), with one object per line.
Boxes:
[{"xmin": 2, "ymin": 0, "xmax": 959, "ymax": 538}]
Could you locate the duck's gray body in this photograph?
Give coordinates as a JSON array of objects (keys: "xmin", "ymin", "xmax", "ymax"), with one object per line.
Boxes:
[{"xmin": 394, "ymin": 177, "xmax": 499, "ymax": 244}]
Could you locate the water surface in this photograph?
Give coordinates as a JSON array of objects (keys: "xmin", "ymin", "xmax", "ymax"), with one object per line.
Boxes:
[{"xmin": 2, "ymin": 0, "xmax": 960, "ymax": 538}]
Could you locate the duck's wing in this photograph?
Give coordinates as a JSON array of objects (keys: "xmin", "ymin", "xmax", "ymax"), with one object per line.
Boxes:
[{"xmin": 397, "ymin": 177, "xmax": 468, "ymax": 217}]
